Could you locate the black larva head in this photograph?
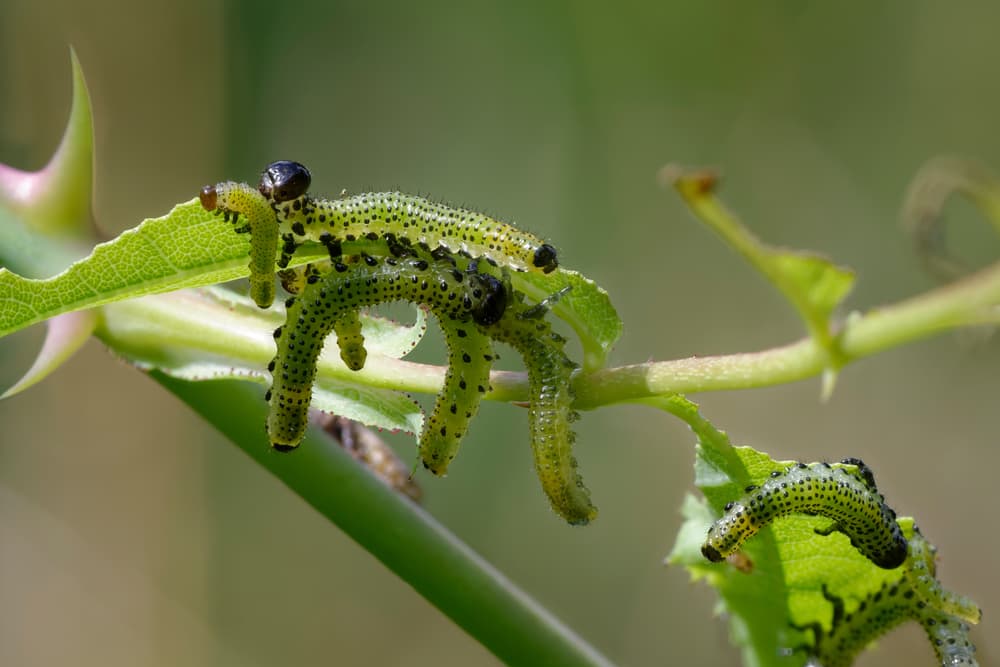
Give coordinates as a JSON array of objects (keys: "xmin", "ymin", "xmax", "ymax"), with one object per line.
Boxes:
[
  {"xmin": 532, "ymin": 243, "xmax": 559, "ymax": 273},
  {"xmin": 259, "ymin": 160, "xmax": 312, "ymax": 203},
  {"xmin": 471, "ymin": 274, "xmax": 507, "ymax": 326}
]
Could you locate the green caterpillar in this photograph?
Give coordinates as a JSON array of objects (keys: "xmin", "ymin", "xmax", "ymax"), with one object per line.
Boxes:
[
  {"xmin": 266, "ymin": 254, "xmax": 595, "ymax": 523},
  {"xmin": 200, "ymin": 161, "xmax": 558, "ymax": 308},
  {"xmin": 266, "ymin": 255, "xmax": 505, "ymax": 479},
  {"xmin": 794, "ymin": 527, "xmax": 979, "ymax": 667},
  {"xmin": 203, "ymin": 164, "xmax": 594, "ymax": 522},
  {"xmin": 486, "ymin": 287, "xmax": 596, "ymax": 525},
  {"xmin": 199, "ymin": 181, "xmax": 279, "ymax": 308},
  {"xmin": 701, "ymin": 459, "xmax": 908, "ymax": 569},
  {"xmin": 906, "ymin": 527, "xmax": 982, "ymax": 625}
]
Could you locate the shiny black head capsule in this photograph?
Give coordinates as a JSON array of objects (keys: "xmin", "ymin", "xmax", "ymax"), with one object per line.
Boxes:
[
  {"xmin": 259, "ymin": 160, "xmax": 312, "ymax": 203},
  {"xmin": 471, "ymin": 274, "xmax": 508, "ymax": 326},
  {"xmin": 532, "ymin": 243, "xmax": 558, "ymax": 273}
]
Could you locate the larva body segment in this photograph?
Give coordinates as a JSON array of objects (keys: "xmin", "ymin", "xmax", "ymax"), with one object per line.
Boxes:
[
  {"xmin": 266, "ymin": 257, "xmax": 503, "ymax": 466},
  {"xmin": 199, "ymin": 182, "xmax": 279, "ymax": 308},
  {"xmin": 701, "ymin": 461, "xmax": 907, "ymax": 569},
  {"xmin": 796, "ymin": 528, "xmax": 979, "ymax": 667},
  {"xmin": 921, "ymin": 613, "xmax": 979, "ymax": 667},
  {"xmin": 805, "ymin": 581, "xmax": 913, "ymax": 667},
  {"xmin": 419, "ymin": 320, "xmax": 495, "ymax": 476},
  {"xmin": 906, "ymin": 529, "xmax": 983, "ymax": 625},
  {"xmin": 489, "ymin": 292, "xmax": 596, "ymax": 525},
  {"xmin": 260, "ymin": 161, "xmax": 558, "ymax": 275}
]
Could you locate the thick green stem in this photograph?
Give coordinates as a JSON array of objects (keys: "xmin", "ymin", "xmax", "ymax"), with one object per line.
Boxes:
[{"xmin": 154, "ymin": 374, "xmax": 614, "ymax": 667}]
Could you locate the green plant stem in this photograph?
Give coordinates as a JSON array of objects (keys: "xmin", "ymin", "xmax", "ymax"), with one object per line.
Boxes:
[
  {"xmin": 98, "ymin": 253, "xmax": 1000, "ymax": 414},
  {"xmin": 573, "ymin": 259, "xmax": 1000, "ymax": 407},
  {"xmin": 154, "ymin": 373, "xmax": 614, "ymax": 667}
]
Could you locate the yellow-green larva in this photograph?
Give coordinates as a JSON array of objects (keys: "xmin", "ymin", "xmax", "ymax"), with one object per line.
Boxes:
[
  {"xmin": 200, "ymin": 162, "xmax": 558, "ymax": 310},
  {"xmin": 266, "ymin": 255, "xmax": 505, "ymax": 481},
  {"xmin": 906, "ymin": 528, "xmax": 982, "ymax": 625},
  {"xmin": 701, "ymin": 459, "xmax": 908, "ymax": 569},
  {"xmin": 199, "ymin": 181, "xmax": 279, "ymax": 308},
  {"xmin": 794, "ymin": 527, "xmax": 980, "ymax": 667},
  {"xmin": 258, "ymin": 160, "xmax": 559, "ymax": 277},
  {"xmin": 487, "ymin": 287, "xmax": 596, "ymax": 525}
]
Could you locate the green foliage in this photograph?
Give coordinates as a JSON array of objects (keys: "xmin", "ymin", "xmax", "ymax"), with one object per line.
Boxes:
[
  {"xmin": 665, "ymin": 398, "xmax": 899, "ymax": 667},
  {"xmin": 0, "ymin": 55, "xmax": 993, "ymax": 667},
  {"xmin": 665, "ymin": 394, "xmax": 981, "ymax": 666}
]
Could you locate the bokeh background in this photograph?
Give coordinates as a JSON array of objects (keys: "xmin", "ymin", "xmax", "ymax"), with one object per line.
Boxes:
[{"xmin": 2, "ymin": 2, "xmax": 999, "ymax": 665}]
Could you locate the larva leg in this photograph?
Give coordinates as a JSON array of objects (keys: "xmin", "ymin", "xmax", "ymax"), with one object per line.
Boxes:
[
  {"xmin": 701, "ymin": 461, "xmax": 908, "ymax": 569},
  {"xmin": 199, "ymin": 181, "xmax": 279, "ymax": 308},
  {"xmin": 419, "ymin": 317, "xmax": 495, "ymax": 476}
]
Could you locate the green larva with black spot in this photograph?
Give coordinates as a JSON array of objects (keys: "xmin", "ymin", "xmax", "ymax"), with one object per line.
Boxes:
[
  {"xmin": 487, "ymin": 287, "xmax": 596, "ymax": 525},
  {"xmin": 421, "ymin": 319, "xmax": 496, "ymax": 476},
  {"xmin": 199, "ymin": 181, "xmax": 279, "ymax": 308},
  {"xmin": 266, "ymin": 256, "xmax": 505, "ymax": 481},
  {"xmin": 906, "ymin": 527, "xmax": 982, "ymax": 625},
  {"xmin": 701, "ymin": 460, "xmax": 908, "ymax": 569},
  {"xmin": 200, "ymin": 161, "xmax": 558, "ymax": 309},
  {"xmin": 794, "ymin": 527, "xmax": 979, "ymax": 667},
  {"xmin": 258, "ymin": 160, "xmax": 559, "ymax": 274}
]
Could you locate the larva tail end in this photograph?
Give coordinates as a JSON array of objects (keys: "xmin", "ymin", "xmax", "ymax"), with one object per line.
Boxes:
[
  {"xmin": 565, "ymin": 507, "xmax": 598, "ymax": 526},
  {"xmin": 420, "ymin": 457, "xmax": 449, "ymax": 478},
  {"xmin": 340, "ymin": 345, "xmax": 367, "ymax": 371},
  {"xmin": 551, "ymin": 484, "xmax": 598, "ymax": 525},
  {"xmin": 250, "ymin": 280, "xmax": 276, "ymax": 309},
  {"xmin": 272, "ymin": 442, "xmax": 299, "ymax": 453}
]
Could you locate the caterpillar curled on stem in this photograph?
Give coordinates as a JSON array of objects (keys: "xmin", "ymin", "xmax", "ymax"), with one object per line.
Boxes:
[
  {"xmin": 793, "ymin": 526, "xmax": 980, "ymax": 667},
  {"xmin": 701, "ymin": 459, "xmax": 908, "ymax": 569},
  {"xmin": 266, "ymin": 255, "xmax": 504, "ymax": 480}
]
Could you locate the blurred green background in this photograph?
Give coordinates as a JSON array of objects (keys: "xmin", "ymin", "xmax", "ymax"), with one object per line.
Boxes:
[{"xmin": 2, "ymin": 1, "xmax": 999, "ymax": 665}]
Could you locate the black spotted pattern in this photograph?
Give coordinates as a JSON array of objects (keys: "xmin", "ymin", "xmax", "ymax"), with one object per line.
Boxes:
[
  {"xmin": 793, "ymin": 527, "xmax": 979, "ymax": 667},
  {"xmin": 701, "ymin": 461, "xmax": 907, "ymax": 569},
  {"xmin": 267, "ymin": 256, "xmax": 502, "ymax": 477}
]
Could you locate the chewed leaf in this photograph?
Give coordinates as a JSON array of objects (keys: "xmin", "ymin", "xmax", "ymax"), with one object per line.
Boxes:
[
  {"xmin": 98, "ymin": 289, "xmax": 422, "ymax": 434},
  {"xmin": 158, "ymin": 359, "xmax": 422, "ymax": 435},
  {"xmin": 514, "ymin": 267, "xmax": 621, "ymax": 372},
  {"xmin": 355, "ymin": 310, "xmax": 427, "ymax": 360},
  {"xmin": 1, "ymin": 310, "xmax": 97, "ymax": 398},
  {"xmin": 663, "ymin": 396, "xmax": 978, "ymax": 667},
  {"xmin": 901, "ymin": 155, "xmax": 1000, "ymax": 281},
  {"xmin": 200, "ymin": 286, "xmax": 428, "ymax": 360},
  {"xmin": 663, "ymin": 166, "xmax": 854, "ymax": 369},
  {"xmin": 661, "ymin": 397, "xmax": 890, "ymax": 666}
]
